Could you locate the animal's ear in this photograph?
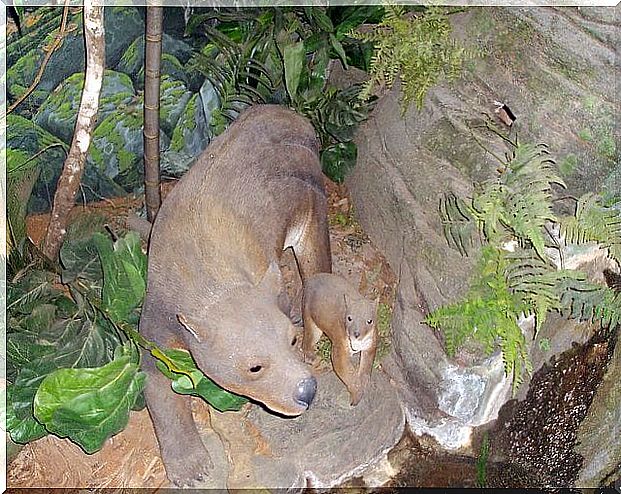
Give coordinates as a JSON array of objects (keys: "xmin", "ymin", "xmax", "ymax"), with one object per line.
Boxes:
[{"xmin": 258, "ymin": 261, "xmax": 282, "ymax": 293}]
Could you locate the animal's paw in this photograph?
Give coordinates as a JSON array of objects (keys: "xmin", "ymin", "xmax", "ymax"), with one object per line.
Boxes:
[
  {"xmin": 349, "ymin": 385, "xmax": 364, "ymax": 406},
  {"xmin": 164, "ymin": 443, "xmax": 213, "ymax": 487}
]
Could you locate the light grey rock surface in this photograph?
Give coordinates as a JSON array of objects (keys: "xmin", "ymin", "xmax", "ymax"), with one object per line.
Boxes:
[{"xmin": 346, "ymin": 6, "xmax": 619, "ymax": 450}]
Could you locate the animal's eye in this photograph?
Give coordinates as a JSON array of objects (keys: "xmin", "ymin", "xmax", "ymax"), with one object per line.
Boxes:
[
  {"xmin": 291, "ymin": 335, "xmax": 298, "ymax": 346},
  {"xmin": 249, "ymin": 365, "xmax": 263, "ymax": 373},
  {"xmin": 347, "ymin": 315, "xmax": 353, "ymax": 322},
  {"xmin": 367, "ymin": 319, "xmax": 373, "ymax": 325}
]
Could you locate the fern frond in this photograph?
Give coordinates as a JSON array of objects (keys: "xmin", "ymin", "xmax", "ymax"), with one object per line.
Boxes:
[
  {"xmin": 472, "ymin": 183, "xmax": 509, "ymax": 244},
  {"xmin": 559, "ymin": 278, "xmax": 621, "ymax": 331},
  {"xmin": 559, "ymin": 193, "xmax": 621, "ymax": 268},
  {"xmin": 352, "ymin": 6, "xmax": 469, "ymax": 112},
  {"xmin": 504, "ymin": 249, "xmax": 585, "ymax": 333},
  {"xmin": 425, "ymin": 246, "xmax": 531, "ymax": 391},
  {"xmin": 439, "ymin": 192, "xmax": 477, "ymax": 256}
]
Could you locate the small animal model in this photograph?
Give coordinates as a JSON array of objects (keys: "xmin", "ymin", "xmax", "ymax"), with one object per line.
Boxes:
[{"xmin": 302, "ymin": 273, "xmax": 378, "ymax": 406}]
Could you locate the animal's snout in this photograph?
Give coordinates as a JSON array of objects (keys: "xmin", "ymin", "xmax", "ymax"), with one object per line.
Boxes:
[
  {"xmin": 353, "ymin": 330, "xmax": 360, "ymax": 338},
  {"xmin": 294, "ymin": 376, "xmax": 317, "ymax": 408}
]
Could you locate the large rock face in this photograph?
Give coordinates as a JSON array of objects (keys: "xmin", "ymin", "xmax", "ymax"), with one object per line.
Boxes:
[{"xmin": 346, "ymin": 6, "xmax": 619, "ymax": 451}]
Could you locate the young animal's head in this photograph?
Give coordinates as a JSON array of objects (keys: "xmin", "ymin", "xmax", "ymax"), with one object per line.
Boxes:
[
  {"xmin": 343, "ymin": 294, "xmax": 378, "ymax": 353},
  {"xmin": 177, "ymin": 262, "xmax": 316, "ymax": 416}
]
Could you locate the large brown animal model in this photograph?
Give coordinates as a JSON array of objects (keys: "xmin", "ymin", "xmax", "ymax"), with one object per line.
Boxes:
[
  {"xmin": 139, "ymin": 105, "xmax": 332, "ymax": 486},
  {"xmin": 302, "ymin": 273, "xmax": 378, "ymax": 406}
]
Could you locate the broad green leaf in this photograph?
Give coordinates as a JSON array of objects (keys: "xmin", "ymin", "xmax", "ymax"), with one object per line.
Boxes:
[
  {"xmin": 34, "ymin": 352, "xmax": 146, "ymax": 454},
  {"xmin": 7, "ymin": 270, "xmax": 63, "ymax": 315},
  {"xmin": 283, "ymin": 41, "xmax": 305, "ymax": 103},
  {"xmin": 155, "ymin": 348, "xmax": 248, "ymax": 412},
  {"xmin": 306, "ymin": 7, "xmax": 334, "ymax": 32},
  {"xmin": 329, "ymin": 33, "xmax": 348, "ymax": 70},
  {"xmin": 93, "ymin": 231, "xmax": 147, "ymax": 324},
  {"xmin": 7, "ymin": 381, "xmax": 48, "ymax": 444},
  {"xmin": 59, "ymin": 217, "xmax": 106, "ymax": 293}
]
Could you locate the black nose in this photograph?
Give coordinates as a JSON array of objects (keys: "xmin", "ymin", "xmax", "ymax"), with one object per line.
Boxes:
[
  {"xmin": 294, "ymin": 376, "xmax": 317, "ymax": 408},
  {"xmin": 354, "ymin": 330, "xmax": 360, "ymax": 338}
]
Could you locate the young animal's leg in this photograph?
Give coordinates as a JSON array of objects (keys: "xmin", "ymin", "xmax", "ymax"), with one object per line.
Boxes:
[
  {"xmin": 142, "ymin": 356, "xmax": 213, "ymax": 487},
  {"xmin": 330, "ymin": 342, "xmax": 362, "ymax": 405},
  {"xmin": 352, "ymin": 334, "xmax": 378, "ymax": 405},
  {"xmin": 301, "ymin": 314, "xmax": 323, "ymax": 365}
]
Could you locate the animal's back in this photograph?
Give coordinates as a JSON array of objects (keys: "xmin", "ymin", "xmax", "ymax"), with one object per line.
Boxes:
[{"xmin": 147, "ymin": 105, "xmax": 327, "ymax": 313}]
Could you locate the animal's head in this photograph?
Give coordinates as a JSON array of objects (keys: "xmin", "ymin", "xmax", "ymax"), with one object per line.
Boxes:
[
  {"xmin": 343, "ymin": 294, "xmax": 378, "ymax": 353},
  {"xmin": 177, "ymin": 262, "xmax": 316, "ymax": 416}
]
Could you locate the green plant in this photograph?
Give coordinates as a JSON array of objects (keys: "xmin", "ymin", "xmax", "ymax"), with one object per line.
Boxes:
[
  {"xmin": 351, "ymin": 5, "xmax": 469, "ymax": 114},
  {"xmin": 427, "ymin": 140, "xmax": 621, "ymax": 392},
  {"xmin": 476, "ymin": 432, "xmax": 490, "ymax": 488},
  {"xmin": 186, "ymin": 7, "xmax": 376, "ymax": 182},
  {"xmin": 7, "ymin": 227, "xmax": 247, "ymax": 453}
]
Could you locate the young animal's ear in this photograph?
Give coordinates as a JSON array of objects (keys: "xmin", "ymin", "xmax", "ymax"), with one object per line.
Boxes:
[{"xmin": 258, "ymin": 261, "xmax": 282, "ymax": 293}]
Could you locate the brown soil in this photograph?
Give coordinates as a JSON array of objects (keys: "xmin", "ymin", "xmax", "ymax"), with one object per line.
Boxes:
[{"xmin": 9, "ymin": 178, "xmax": 398, "ymax": 489}]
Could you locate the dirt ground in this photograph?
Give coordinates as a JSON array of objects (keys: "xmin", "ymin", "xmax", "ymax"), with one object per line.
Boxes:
[{"xmin": 8, "ymin": 178, "xmax": 398, "ymax": 489}]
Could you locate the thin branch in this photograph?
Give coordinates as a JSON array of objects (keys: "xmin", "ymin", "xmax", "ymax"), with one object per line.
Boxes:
[
  {"xmin": 7, "ymin": 4, "xmax": 72, "ymax": 114},
  {"xmin": 42, "ymin": 3, "xmax": 105, "ymax": 260}
]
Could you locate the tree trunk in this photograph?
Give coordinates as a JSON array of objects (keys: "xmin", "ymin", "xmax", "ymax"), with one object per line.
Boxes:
[
  {"xmin": 42, "ymin": 3, "xmax": 105, "ymax": 261},
  {"xmin": 143, "ymin": 6, "xmax": 163, "ymax": 223}
]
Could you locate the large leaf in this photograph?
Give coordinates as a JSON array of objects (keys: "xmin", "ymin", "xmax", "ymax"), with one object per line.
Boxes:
[
  {"xmin": 7, "ymin": 309, "xmax": 121, "ymax": 443},
  {"xmin": 155, "ymin": 348, "xmax": 248, "ymax": 412},
  {"xmin": 7, "ymin": 270, "xmax": 64, "ymax": 316},
  {"xmin": 283, "ymin": 41, "xmax": 305, "ymax": 103},
  {"xmin": 93, "ymin": 231, "xmax": 147, "ymax": 324},
  {"xmin": 34, "ymin": 347, "xmax": 145, "ymax": 453},
  {"xmin": 59, "ymin": 214, "xmax": 107, "ymax": 293},
  {"xmin": 7, "ymin": 377, "xmax": 49, "ymax": 444}
]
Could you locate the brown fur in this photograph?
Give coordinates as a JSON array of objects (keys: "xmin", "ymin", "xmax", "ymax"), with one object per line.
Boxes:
[
  {"xmin": 302, "ymin": 273, "xmax": 378, "ymax": 406},
  {"xmin": 140, "ymin": 105, "xmax": 332, "ymax": 486}
]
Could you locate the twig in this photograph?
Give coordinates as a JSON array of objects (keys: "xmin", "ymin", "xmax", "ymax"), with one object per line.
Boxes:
[
  {"xmin": 7, "ymin": 4, "xmax": 72, "ymax": 114},
  {"xmin": 8, "ymin": 143, "xmax": 68, "ymax": 175}
]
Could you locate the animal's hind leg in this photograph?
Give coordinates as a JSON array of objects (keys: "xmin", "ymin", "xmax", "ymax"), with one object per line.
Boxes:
[{"xmin": 293, "ymin": 200, "xmax": 332, "ymax": 281}]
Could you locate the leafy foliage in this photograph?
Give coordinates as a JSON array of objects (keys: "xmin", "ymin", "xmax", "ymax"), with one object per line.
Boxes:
[
  {"xmin": 351, "ymin": 6, "xmax": 469, "ymax": 113},
  {"xmin": 156, "ymin": 348, "xmax": 248, "ymax": 412},
  {"xmin": 33, "ymin": 343, "xmax": 145, "ymax": 453},
  {"xmin": 187, "ymin": 7, "xmax": 376, "ymax": 182},
  {"xmin": 428, "ymin": 139, "xmax": 621, "ymax": 392},
  {"xmin": 7, "ymin": 229, "xmax": 246, "ymax": 451},
  {"xmin": 425, "ymin": 247, "xmax": 532, "ymax": 393},
  {"xmin": 559, "ymin": 192, "xmax": 621, "ymax": 268}
]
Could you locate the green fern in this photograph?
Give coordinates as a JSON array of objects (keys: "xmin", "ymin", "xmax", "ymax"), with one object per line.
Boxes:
[
  {"xmin": 432, "ymin": 139, "xmax": 620, "ymax": 392},
  {"xmin": 351, "ymin": 6, "xmax": 469, "ymax": 113},
  {"xmin": 559, "ymin": 193, "xmax": 621, "ymax": 268},
  {"xmin": 425, "ymin": 246, "xmax": 531, "ymax": 392},
  {"xmin": 559, "ymin": 278, "xmax": 621, "ymax": 330},
  {"xmin": 189, "ymin": 24, "xmax": 275, "ymax": 133},
  {"xmin": 504, "ymin": 249, "xmax": 585, "ymax": 333}
]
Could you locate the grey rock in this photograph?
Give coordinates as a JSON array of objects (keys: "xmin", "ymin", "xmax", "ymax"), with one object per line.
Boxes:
[
  {"xmin": 169, "ymin": 90, "xmax": 212, "ymax": 160},
  {"xmin": 34, "ymin": 70, "xmax": 136, "ymax": 145},
  {"xmin": 8, "ymin": 7, "xmax": 143, "ymax": 114},
  {"xmin": 160, "ymin": 75, "xmax": 192, "ymax": 137},
  {"xmin": 346, "ymin": 6, "xmax": 619, "ymax": 450},
  {"xmin": 115, "ymin": 33, "xmax": 194, "ymax": 89},
  {"xmin": 209, "ymin": 370, "xmax": 404, "ymax": 490}
]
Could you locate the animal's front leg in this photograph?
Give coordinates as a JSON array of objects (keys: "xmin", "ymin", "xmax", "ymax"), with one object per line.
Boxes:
[
  {"xmin": 330, "ymin": 342, "xmax": 363, "ymax": 405},
  {"xmin": 350, "ymin": 335, "xmax": 378, "ymax": 405},
  {"xmin": 143, "ymin": 356, "xmax": 213, "ymax": 487}
]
